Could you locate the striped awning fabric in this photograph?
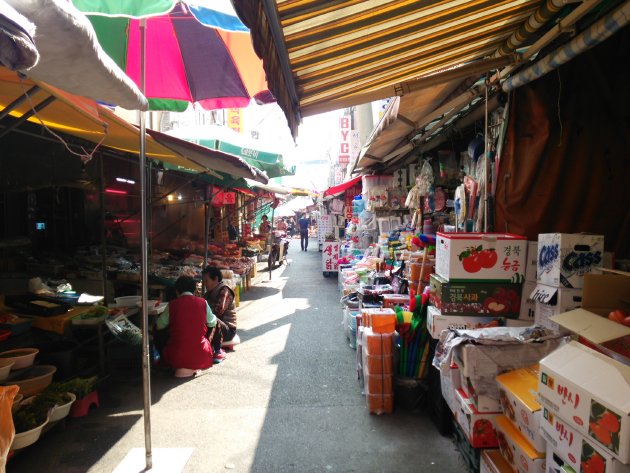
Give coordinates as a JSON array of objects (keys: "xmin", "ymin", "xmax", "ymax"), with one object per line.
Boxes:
[{"xmin": 235, "ymin": 0, "xmax": 553, "ymax": 137}]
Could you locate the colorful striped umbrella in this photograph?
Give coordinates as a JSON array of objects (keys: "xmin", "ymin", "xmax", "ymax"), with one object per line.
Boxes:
[{"xmin": 72, "ymin": 0, "xmax": 272, "ymax": 111}]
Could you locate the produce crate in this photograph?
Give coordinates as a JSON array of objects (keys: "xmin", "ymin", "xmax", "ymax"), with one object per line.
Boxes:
[{"xmin": 454, "ymin": 418, "xmax": 482, "ymax": 473}]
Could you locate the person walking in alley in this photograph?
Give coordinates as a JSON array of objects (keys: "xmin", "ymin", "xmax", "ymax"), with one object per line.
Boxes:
[
  {"xmin": 156, "ymin": 275, "xmax": 217, "ymax": 377},
  {"xmin": 203, "ymin": 266, "xmax": 239, "ymax": 358},
  {"xmin": 298, "ymin": 213, "xmax": 310, "ymax": 251}
]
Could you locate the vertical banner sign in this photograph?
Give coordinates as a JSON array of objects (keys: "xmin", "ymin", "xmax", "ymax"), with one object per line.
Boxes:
[
  {"xmin": 339, "ymin": 115, "xmax": 351, "ymax": 165},
  {"xmin": 227, "ymin": 108, "xmax": 243, "ymax": 134},
  {"xmin": 322, "ymin": 241, "xmax": 340, "ymax": 272}
]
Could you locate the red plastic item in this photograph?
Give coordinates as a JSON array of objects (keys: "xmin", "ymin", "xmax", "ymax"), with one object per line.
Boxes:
[
  {"xmin": 0, "ymin": 330, "xmax": 10, "ymax": 341},
  {"xmin": 69, "ymin": 390, "xmax": 99, "ymax": 418}
]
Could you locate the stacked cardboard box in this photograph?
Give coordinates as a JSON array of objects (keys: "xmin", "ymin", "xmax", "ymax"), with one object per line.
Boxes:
[
  {"xmin": 538, "ymin": 273, "xmax": 630, "ymax": 473},
  {"xmin": 495, "ymin": 366, "xmax": 546, "ymax": 473},
  {"xmin": 429, "ymin": 232, "xmax": 528, "ymax": 340},
  {"xmin": 531, "ymin": 234, "xmax": 604, "ymax": 332}
]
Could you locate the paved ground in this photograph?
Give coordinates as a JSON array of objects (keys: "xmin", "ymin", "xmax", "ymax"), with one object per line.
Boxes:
[{"xmin": 8, "ymin": 239, "xmax": 463, "ymax": 473}]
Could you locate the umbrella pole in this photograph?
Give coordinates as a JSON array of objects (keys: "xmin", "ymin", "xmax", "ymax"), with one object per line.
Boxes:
[{"xmin": 139, "ymin": 18, "xmax": 152, "ymax": 470}]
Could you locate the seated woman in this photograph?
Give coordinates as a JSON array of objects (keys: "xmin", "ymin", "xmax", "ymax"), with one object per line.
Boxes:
[
  {"xmin": 202, "ymin": 266, "xmax": 239, "ymax": 355},
  {"xmin": 156, "ymin": 275, "xmax": 217, "ymax": 377}
]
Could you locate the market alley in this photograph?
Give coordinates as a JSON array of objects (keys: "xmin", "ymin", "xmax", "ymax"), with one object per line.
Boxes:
[{"xmin": 8, "ymin": 241, "xmax": 462, "ymax": 473}]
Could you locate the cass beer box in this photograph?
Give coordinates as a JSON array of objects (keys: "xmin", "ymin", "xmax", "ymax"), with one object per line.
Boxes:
[{"xmin": 537, "ymin": 234, "xmax": 604, "ymax": 289}]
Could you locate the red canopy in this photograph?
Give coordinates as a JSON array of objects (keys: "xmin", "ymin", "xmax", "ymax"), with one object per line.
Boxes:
[{"xmin": 323, "ymin": 176, "xmax": 362, "ymax": 197}]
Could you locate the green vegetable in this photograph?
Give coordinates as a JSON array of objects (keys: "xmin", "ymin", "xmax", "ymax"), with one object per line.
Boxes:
[
  {"xmin": 13, "ymin": 403, "xmax": 48, "ymax": 433},
  {"xmin": 54, "ymin": 376, "xmax": 97, "ymax": 399}
]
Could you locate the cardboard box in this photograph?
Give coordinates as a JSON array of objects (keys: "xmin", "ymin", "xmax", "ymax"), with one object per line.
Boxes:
[
  {"xmin": 481, "ymin": 449, "xmax": 516, "ymax": 473},
  {"xmin": 429, "ymin": 273, "xmax": 522, "ymax": 317},
  {"xmin": 439, "ymin": 361, "xmax": 460, "ymax": 416},
  {"xmin": 530, "ymin": 284, "xmax": 582, "ymax": 332},
  {"xmin": 540, "ymin": 406, "xmax": 630, "ymax": 473},
  {"xmin": 526, "ymin": 241, "xmax": 538, "ymax": 282},
  {"xmin": 496, "ymin": 365, "xmax": 546, "ymax": 452},
  {"xmin": 427, "ymin": 305, "xmax": 505, "ymax": 339},
  {"xmin": 519, "ymin": 281, "xmax": 537, "ymax": 321},
  {"xmin": 496, "ymin": 415, "xmax": 546, "ymax": 473},
  {"xmin": 457, "ymin": 339, "xmax": 564, "ymax": 414},
  {"xmin": 455, "ymin": 388, "xmax": 501, "ymax": 448},
  {"xmin": 538, "ymin": 341, "xmax": 630, "ymax": 462},
  {"xmin": 537, "ymin": 234, "xmax": 604, "ymax": 289},
  {"xmin": 506, "ymin": 319, "xmax": 535, "ymax": 328},
  {"xmin": 436, "ymin": 232, "xmax": 527, "ymax": 283},
  {"xmin": 461, "ymin": 368, "xmax": 503, "ymax": 413},
  {"xmin": 551, "ymin": 273, "xmax": 630, "ymax": 364}
]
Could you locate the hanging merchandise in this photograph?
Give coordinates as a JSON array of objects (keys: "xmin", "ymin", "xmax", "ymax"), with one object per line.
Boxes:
[
  {"xmin": 362, "ymin": 175, "xmax": 393, "ymax": 211},
  {"xmin": 416, "ymin": 161, "xmax": 434, "ymax": 195},
  {"xmin": 331, "ymin": 198, "xmax": 345, "ymax": 214},
  {"xmin": 454, "ymin": 184, "xmax": 467, "ymax": 230}
]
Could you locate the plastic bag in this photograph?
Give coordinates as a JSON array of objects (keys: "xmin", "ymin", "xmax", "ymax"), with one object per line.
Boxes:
[
  {"xmin": 105, "ymin": 314, "xmax": 142, "ymax": 346},
  {"xmin": 1, "ymin": 385, "xmax": 19, "ymax": 472},
  {"xmin": 416, "ymin": 160, "xmax": 434, "ymax": 195}
]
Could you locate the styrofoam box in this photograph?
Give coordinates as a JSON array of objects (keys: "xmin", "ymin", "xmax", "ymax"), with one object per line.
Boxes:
[
  {"xmin": 519, "ymin": 281, "xmax": 537, "ymax": 321},
  {"xmin": 530, "ymin": 284, "xmax": 582, "ymax": 333},
  {"xmin": 537, "ymin": 234, "xmax": 604, "ymax": 289},
  {"xmin": 427, "ymin": 305, "xmax": 504, "ymax": 340},
  {"xmin": 436, "ymin": 232, "xmax": 527, "ymax": 282},
  {"xmin": 538, "ymin": 341, "xmax": 630, "ymax": 463}
]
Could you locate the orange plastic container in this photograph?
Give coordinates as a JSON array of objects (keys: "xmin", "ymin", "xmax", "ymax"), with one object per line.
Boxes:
[
  {"xmin": 363, "ymin": 354, "xmax": 393, "ymax": 375},
  {"xmin": 364, "ymin": 374, "xmax": 393, "ymax": 395},
  {"xmin": 362, "ymin": 329, "xmax": 393, "ymax": 355},
  {"xmin": 410, "ymin": 262, "xmax": 422, "ymax": 280},
  {"xmin": 372, "ymin": 314, "xmax": 396, "ymax": 333},
  {"xmin": 366, "ymin": 394, "xmax": 394, "ymax": 415}
]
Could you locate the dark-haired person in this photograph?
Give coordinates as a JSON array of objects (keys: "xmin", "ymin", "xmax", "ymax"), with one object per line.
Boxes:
[
  {"xmin": 156, "ymin": 275, "xmax": 217, "ymax": 377},
  {"xmin": 202, "ymin": 266, "xmax": 238, "ymax": 357}
]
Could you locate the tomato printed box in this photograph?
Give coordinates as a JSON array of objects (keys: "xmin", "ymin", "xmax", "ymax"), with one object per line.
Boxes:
[
  {"xmin": 436, "ymin": 232, "xmax": 527, "ymax": 283},
  {"xmin": 537, "ymin": 234, "xmax": 604, "ymax": 289},
  {"xmin": 427, "ymin": 305, "xmax": 505, "ymax": 339},
  {"xmin": 455, "ymin": 388, "xmax": 501, "ymax": 448},
  {"xmin": 540, "ymin": 406, "xmax": 630, "ymax": 473},
  {"xmin": 496, "ymin": 415, "xmax": 546, "ymax": 473},
  {"xmin": 496, "ymin": 365, "xmax": 546, "ymax": 452},
  {"xmin": 429, "ymin": 273, "xmax": 522, "ymax": 317},
  {"xmin": 538, "ymin": 341, "xmax": 630, "ymax": 463}
]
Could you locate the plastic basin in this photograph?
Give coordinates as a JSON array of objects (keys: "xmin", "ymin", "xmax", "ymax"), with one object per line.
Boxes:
[
  {"xmin": 49, "ymin": 392, "xmax": 77, "ymax": 422},
  {"xmin": 0, "ymin": 348, "xmax": 39, "ymax": 370},
  {"xmin": 3, "ymin": 365, "xmax": 57, "ymax": 397},
  {"xmin": 0, "ymin": 359, "xmax": 15, "ymax": 381},
  {"xmin": 11, "ymin": 418, "xmax": 49, "ymax": 450}
]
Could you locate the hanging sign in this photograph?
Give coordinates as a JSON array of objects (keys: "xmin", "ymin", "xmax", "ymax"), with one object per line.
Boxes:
[
  {"xmin": 227, "ymin": 108, "xmax": 243, "ymax": 134},
  {"xmin": 339, "ymin": 115, "xmax": 351, "ymax": 165}
]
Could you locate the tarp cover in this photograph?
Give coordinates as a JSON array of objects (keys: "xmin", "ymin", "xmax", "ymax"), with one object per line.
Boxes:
[
  {"xmin": 0, "ymin": 0, "xmax": 38, "ymax": 70},
  {"xmin": 495, "ymin": 28, "xmax": 630, "ymax": 258},
  {"xmin": 7, "ymin": 0, "xmax": 147, "ymax": 110}
]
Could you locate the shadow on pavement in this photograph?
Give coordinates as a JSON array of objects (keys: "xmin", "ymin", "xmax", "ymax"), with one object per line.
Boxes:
[{"xmin": 248, "ymin": 244, "xmax": 462, "ymax": 473}]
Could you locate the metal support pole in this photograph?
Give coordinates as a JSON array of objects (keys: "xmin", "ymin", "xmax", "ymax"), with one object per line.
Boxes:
[
  {"xmin": 0, "ymin": 96, "xmax": 56, "ymax": 139},
  {"xmin": 99, "ymin": 154, "xmax": 108, "ymax": 302},
  {"xmin": 483, "ymin": 76, "xmax": 489, "ymax": 233},
  {"xmin": 203, "ymin": 183, "xmax": 210, "ymax": 268},
  {"xmin": 0, "ymin": 85, "xmax": 40, "ymax": 121},
  {"xmin": 138, "ymin": 18, "xmax": 152, "ymax": 470}
]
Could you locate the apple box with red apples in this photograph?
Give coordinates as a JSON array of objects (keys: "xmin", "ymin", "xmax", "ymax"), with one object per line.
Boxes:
[
  {"xmin": 538, "ymin": 341, "xmax": 630, "ymax": 463},
  {"xmin": 455, "ymin": 388, "xmax": 501, "ymax": 448},
  {"xmin": 436, "ymin": 233, "xmax": 527, "ymax": 283},
  {"xmin": 429, "ymin": 274, "xmax": 522, "ymax": 318},
  {"xmin": 540, "ymin": 405, "xmax": 630, "ymax": 473}
]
